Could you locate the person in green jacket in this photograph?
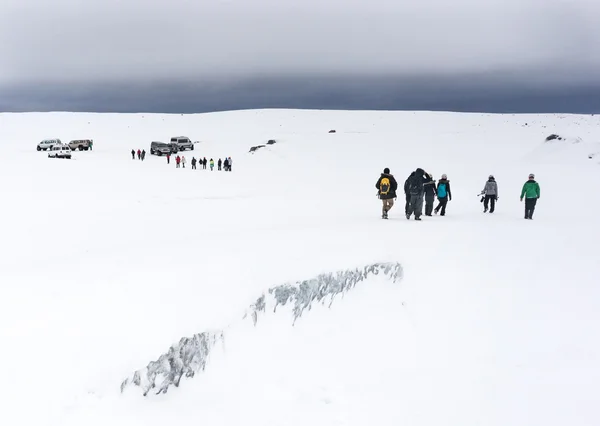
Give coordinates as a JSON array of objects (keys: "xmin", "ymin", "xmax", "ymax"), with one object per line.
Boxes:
[{"xmin": 520, "ymin": 173, "xmax": 540, "ymax": 219}]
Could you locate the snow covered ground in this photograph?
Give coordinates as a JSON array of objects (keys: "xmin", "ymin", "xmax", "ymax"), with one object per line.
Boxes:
[{"xmin": 0, "ymin": 109, "xmax": 599, "ymax": 426}]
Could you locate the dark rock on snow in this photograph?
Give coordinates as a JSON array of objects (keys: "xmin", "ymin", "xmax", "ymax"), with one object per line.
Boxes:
[
  {"xmin": 249, "ymin": 145, "xmax": 266, "ymax": 153},
  {"xmin": 545, "ymin": 134, "xmax": 563, "ymax": 141}
]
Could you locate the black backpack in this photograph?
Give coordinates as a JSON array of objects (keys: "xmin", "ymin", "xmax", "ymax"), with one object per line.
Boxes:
[{"xmin": 408, "ymin": 175, "xmax": 423, "ymax": 195}]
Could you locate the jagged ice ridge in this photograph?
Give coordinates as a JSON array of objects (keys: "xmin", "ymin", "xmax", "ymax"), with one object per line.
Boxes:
[{"xmin": 120, "ymin": 262, "xmax": 403, "ymax": 397}]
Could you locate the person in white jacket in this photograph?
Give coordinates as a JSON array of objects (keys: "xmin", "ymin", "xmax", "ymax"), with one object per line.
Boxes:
[
  {"xmin": 481, "ymin": 175, "xmax": 498, "ymax": 213},
  {"xmin": 181, "ymin": 156, "xmax": 186, "ymax": 168}
]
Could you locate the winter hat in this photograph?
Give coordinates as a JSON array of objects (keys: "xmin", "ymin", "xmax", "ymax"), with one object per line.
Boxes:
[
  {"xmin": 489, "ymin": 174, "xmax": 494, "ymax": 179},
  {"xmin": 442, "ymin": 174, "xmax": 447, "ymax": 179},
  {"xmin": 383, "ymin": 167, "xmax": 390, "ymax": 174},
  {"xmin": 529, "ymin": 173, "xmax": 535, "ymax": 179}
]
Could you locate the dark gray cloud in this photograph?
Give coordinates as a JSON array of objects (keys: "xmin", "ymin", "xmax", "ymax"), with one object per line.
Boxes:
[
  {"xmin": 1, "ymin": 73, "xmax": 599, "ymax": 113},
  {"xmin": 1, "ymin": 0, "xmax": 599, "ymax": 112}
]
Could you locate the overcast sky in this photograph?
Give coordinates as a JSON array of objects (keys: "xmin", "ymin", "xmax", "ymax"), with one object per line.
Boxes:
[{"xmin": 1, "ymin": 0, "xmax": 599, "ymax": 112}]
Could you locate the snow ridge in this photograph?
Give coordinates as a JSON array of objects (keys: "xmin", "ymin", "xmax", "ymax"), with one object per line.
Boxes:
[{"xmin": 120, "ymin": 262, "xmax": 402, "ymax": 397}]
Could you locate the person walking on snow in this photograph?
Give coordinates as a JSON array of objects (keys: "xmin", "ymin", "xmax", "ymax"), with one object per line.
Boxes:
[
  {"xmin": 181, "ymin": 155, "xmax": 186, "ymax": 168},
  {"xmin": 131, "ymin": 149, "xmax": 135, "ymax": 160},
  {"xmin": 228, "ymin": 157, "xmax": 233, "ymax": 171},
  {"xmin": 210, "ymin": 158, "xmax": 214, "ymax": 171},
  {"xmin": 403, "ymin": 172, "xmax": 415, "ymax": 216},
  {"xmin": 520, "ymin": 173, "xmax": 540, "ymax": 219},
  {"xmin": 203, "ymin": 157, "xmax": 207, "ymax": 170},
  {"xmin": 223, "ymin": 157, "xmax": 229, "ymax": 171},
  {"xmin": 406, "ymin": 168, "xmax": 429, "ymax": 220},
  {"xmin": 375, "ymin": 167, "xmax": 398, "ymax": 219},
  {"xmin": 481, "ymin": 175, "xmax": 498, "ymax": 213},
  {"xmin": 434, "ymin": 174, "xmax": 452, "ymax": 216},
  {"xmin": 423, "ymin": 172, "xmax": 437, "ymax": 216},
  {"xmin": 175, "ymin": 155, "xmax": 181, "ymax": 168},
  {"xmin": 141, "ymin": 150, "xmax": 146, "ymax": 161},
  {"xmin": 137, "ymin": 149, "xmax": 141, "ymax": 160},
  {"xmin": 191, "ymin": 157, "xmax": 197, "ymax": 169},
  {"xmin": 166, "ymin": 153, "xmax": 170, "ymax": 164},
  {"xmin": 218, "ymin": 158, "xmax": 222, "ymax": 171}
]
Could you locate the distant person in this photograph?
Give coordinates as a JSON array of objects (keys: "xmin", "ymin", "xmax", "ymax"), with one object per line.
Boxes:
[
  {"xmin": 223, "ymin": 157, "xmax": 229, "ymax": 171},
  {"xmin": 89, "ymin": 140, "xmax": 93, "ymax": 150},
  {"xmin": 520, "ymin": 173, "xmax": 540, "ymax": 219},
  {"xmin": 228, "ymin": 157, "xmax": 233, "ymax": 171},
  {"xmin": 191, "ymin": 157, "xmax": 197, "ymax": 169},
  {"xmin": 423, "ymin": 172, "xmax": 437, "ymax": 216},
  {"xmin": 137, "ymin": 149, "xmax": 141, "ymax": 160},
  {"xmin": 166, "ymin": 153, "xmax": 171, "ymax": 164},
  {"xmin": 210, "ymin": 158, "xmax": 214, "ymax": 171},
  {"xmin": 203, "ymin": 157, "xmax": 207, "ymax": 170},
  {"xmin": 375, "ymin": 167, "xmax": 398, "ymax": 219},
  {"xmin": 218, "ymin": 158, "xmax": 222, "ymax": 171},
  {"xmin": 434, "ymin": 174, "xmax": 452, "ymax": 216},
  {"xmin": 405, "ymin": 168, "xmax": 428, "ymax": 220},
  {"xmin": 141, "ymin": 150, "xmax": 146, "ymax": 161},
  {"xmin": 176, "ymin": 155, "xmax": 181, "ymax": 168},
  {"xmin": 481, "ymin": 175, "xmax": 498, "ymax": 213},
  {"xmin": 131, "ymin": 149, "xmax": 135, "ymax": 160},
  {"xmin": 403, "ymin": 171, "xmax": 415, "ymax": 216},
  {"xmin": 181, "ymin": 155, "xmax": 186, "ymax": 168}
]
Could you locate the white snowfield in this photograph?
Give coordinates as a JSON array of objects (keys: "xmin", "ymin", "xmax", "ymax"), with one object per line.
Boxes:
[{"xmin": 0, "ymin": 110, "xmax": 599, "ymax": 426}]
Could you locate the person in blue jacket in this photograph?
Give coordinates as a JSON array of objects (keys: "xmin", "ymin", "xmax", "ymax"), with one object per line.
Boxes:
[{"xmin": 434, "ymin": 174, "xmax": 452, "ymax": 216}]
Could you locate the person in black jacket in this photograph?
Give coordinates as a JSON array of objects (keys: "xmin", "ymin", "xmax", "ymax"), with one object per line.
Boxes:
[
  {"xmin": 423, "ymin": 172, "xmax": 437, "ymax": 216},
  {"xmin": 406, "ymin": 168, "xmax": 429, "ymax": 220},
  {"xmin": 375, "ymin": 167, "xmax": 398, "ymax": 219},
  {"xmin": 403, "ymin": 172, "xmax": 415, "ymax": 216}
]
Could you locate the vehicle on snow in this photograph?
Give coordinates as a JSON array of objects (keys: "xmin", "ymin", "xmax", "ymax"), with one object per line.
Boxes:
[
  {"xmin": 48, "ymin": 144, "xmax": 72, "ymax": 159},
  {"xmin": 68, "ymin": 139, "xmax": 92, "ymax": 151},
  {"xmin": 170, "ymin": 136, "xmax": 194, "ymax": 151},
  {"xmin": 150, "ymin": 141, "xmax": 178, "ymax": 156},
  {"xmin": 37, "ymin": 139, "xmax": 62, "ymax": 151}
]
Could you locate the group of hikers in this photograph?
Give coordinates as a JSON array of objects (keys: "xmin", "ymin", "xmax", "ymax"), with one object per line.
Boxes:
[
  {"xmin": 376, "ymin": 168, "xmax": 541, "ymax": 220},
  {"xmin": 130, "ymin": 149, "xmax": 233, "ymax": 172},
  {"xmin": 131, "ymin": 149, "xmax": 146, "ymax": 160},
  {"xmin": 168, "ymin": 155, "xmax": 233, "ymax": 171}
]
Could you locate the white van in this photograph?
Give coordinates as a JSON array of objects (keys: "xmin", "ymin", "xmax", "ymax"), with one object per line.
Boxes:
[
  {"xmin": 37, "ymin": 139, "xmax": 62, "ymax": 151},
  {"xmin": 48, "ymin": 144, "xmax": 72, "ymax": 159}
]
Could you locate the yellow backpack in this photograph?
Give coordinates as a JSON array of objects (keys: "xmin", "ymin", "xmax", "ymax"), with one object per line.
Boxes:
[{"xmin": 380, "ymin": 177, "xmax": 391, "ymax": 195}]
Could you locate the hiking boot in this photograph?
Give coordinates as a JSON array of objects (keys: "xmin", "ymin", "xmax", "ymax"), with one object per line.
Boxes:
[
  {"xmin": 406, "ymin": 214, "xmax": 410, "ymax": 220},
  {"xmin": 415, "ymin": 217, "xmax": 422, "ymax": 221}
]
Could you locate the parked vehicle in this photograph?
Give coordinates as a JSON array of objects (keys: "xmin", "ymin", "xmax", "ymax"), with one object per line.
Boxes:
[
  {"xmin": 170, "ymin": 136, "xmax": 194, "ymax": 151},
  {"xmin": 48, "ymin": 144, "xmax": 72, "ymax": 159},
  {"xmin": 68, "ymin": 139, "xmax": 92, "ymax": 151},
  {"xmin": 150, "ymin": 141, "xmax": 178, "ymax": 156},
  {"xmin": 37, "ymin": 139, "xmax": 62, "ymax": 151}
]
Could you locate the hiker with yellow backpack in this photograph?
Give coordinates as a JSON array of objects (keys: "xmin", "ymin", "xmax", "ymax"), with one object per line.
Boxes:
[{"xmin": 375, "ymin": 168, "xmax": 398, "ymax": 219}]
